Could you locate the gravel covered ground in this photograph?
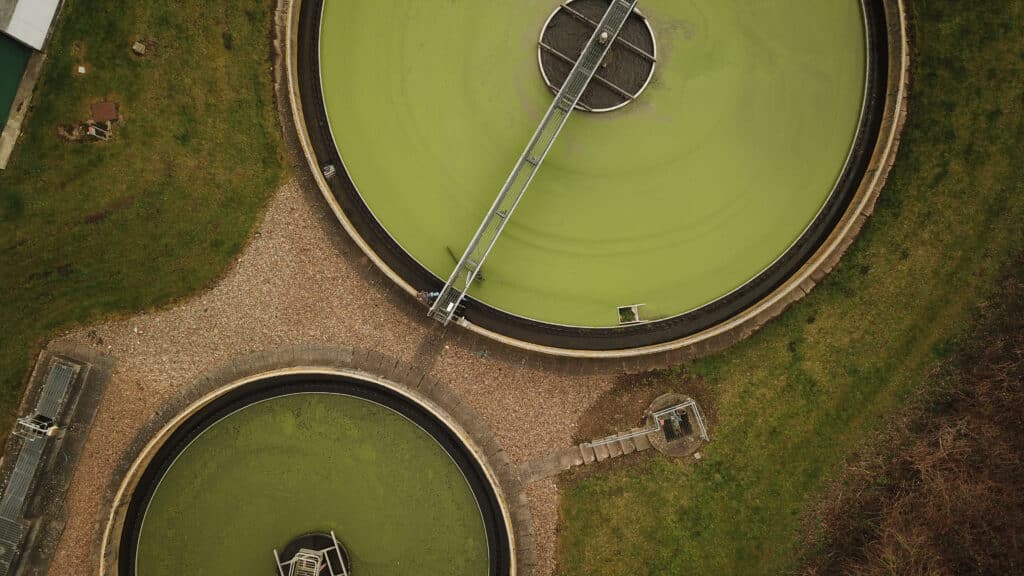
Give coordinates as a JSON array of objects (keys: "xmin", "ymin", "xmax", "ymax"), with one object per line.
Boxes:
[
  {"xmin": 41, "ymin": 9, "xmax": 625, "ymax": 570},
  {"xmin": 46, "ymin": 166, "xmax": 617, "ymax": 575}
]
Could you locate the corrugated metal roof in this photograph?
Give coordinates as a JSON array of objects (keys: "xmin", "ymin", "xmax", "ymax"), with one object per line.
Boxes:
[{"xmin": 0, "ymin": 0, "xmax": 60, "ymax": 51}]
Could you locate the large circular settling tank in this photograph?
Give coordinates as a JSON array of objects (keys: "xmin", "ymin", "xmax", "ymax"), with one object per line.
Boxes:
[
  {"xmin": 297, "ymin": 0, "xmax": 891, "ymax": 349},
  {"xmin": 119, "ymin": 375, "xmax": 510, "ymax": 575}
]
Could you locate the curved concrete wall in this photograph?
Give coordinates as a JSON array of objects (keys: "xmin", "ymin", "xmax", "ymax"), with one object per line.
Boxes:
[
  {"xmin": 97, "ymin": 347, "xmax": 536, "ymax": 576},
  {"xmin": 286, "ymin": 0, "xmax": 911, "ymax": 360}
]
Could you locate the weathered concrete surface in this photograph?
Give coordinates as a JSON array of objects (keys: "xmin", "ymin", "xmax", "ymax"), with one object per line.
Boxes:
[
  {"xmin": 519, "ymin": 429, "xmax": 659, "ymax": 485},
  {"xmin": 0, "ymin": 343, "xmax": 113, "ymax": 576}
]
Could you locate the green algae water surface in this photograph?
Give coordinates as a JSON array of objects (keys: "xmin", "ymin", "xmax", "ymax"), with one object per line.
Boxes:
[
  {"xmin": 136, "ymin": 393, "xmax": 489, "ymax": 575},
  {"xmin": 319, "ymin": 0, "xmax": 867, "ymax": 327}
]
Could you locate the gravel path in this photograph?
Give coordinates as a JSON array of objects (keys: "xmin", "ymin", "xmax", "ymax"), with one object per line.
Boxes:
[
  {"xmin": 46, "ymin": 167, "xmax": 616, "ymax": 574},
  {"xmin": 44, "ymin": 12, "xmax": 622, "ymax": 570}
]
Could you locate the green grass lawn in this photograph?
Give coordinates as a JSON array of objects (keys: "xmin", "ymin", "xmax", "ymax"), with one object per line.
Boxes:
[
  {"xmin": 0, "ymin": 0, "xmax": 283, "ymax": 430},
  {"xmin": 557, "ymin": 2, "xmax": 1024, "ymax": 574}
]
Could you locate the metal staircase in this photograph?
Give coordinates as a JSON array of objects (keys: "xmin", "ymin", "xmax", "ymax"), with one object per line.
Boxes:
[{"xmin": 428, "ymin": 0, "xmax": 640, "ymax": 324}]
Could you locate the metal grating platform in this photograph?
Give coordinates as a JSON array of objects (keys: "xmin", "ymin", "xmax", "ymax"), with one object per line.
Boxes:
[
  {"xmin": 0, "ymin": 518, "xmax": 25, "ymax": 572},
  {"xmin": 428, "ymin": 0, "xmax": 640, "ymax": 325},
  {"xmin": 538, "ymin": 0, "xmax": 657, "ymax": 112},
  {"xmin": 36, "ymin": 361, "xmax": 74, "ymax": 419},
  {"xmin": 0, "ymin": 435, "xmax": 45, "ymax": 522},
  {"xmin": 0, "ymin": 359, "xmax": 79, "ymax": 576}
]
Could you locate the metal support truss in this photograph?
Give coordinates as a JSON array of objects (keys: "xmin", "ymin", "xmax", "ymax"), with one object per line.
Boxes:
[{"xmin": 429, "ymin": 0, "xmax": 640, "ymax": 324}]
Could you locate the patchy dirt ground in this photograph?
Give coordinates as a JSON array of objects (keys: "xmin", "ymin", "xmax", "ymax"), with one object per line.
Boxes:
[{"xmin": 572, "ymin": 369, "xmax": 714, "ymax": 443}]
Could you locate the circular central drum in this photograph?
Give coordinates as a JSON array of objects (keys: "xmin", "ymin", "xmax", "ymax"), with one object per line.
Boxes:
[
  {"xmin": 538, "ymin": 0, "xmax": 658, "ymax": 112},
  {"xmin": 299, "ymin": 0, "xmax": 889, "ymax": 350}
]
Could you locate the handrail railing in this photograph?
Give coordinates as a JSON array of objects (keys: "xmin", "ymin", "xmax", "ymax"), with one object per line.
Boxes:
[
  {"xmin": 428, "ymin": 0, "xmax": 640, "ymax": 324},
  {"xmin": 584, "ymin": 400, "xmax": 710, "ymax": 448}
]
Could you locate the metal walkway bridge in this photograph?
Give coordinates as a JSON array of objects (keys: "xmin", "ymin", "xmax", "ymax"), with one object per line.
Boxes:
[
  {"xmin": 0, "ymin": 360, "xmax": 77, "ymax": 575},
  {"xmin": 428, "ymin": 0, "xmax": 640, "ymax": 324}
]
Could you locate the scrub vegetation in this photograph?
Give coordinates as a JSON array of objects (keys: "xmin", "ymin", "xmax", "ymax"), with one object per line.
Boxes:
[
  {"xmin": 0, "ymin": 0, "xmax": 283, "ymax": 429},
  {"xmin": 557, "ymin": 2, "xmax": 1024, "ymax": 574},
  {"xmin": 798, "ymin": 252, "xmax": 1024, "ymax": 575}
]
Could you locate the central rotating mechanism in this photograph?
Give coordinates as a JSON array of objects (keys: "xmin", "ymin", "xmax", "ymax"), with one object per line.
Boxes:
[
  {"xmin": 539, "ymin": 0, "xmax": 657, "ymax": 112},
  {"xmin": 274, "ymin": 532, "xmax": 350, "ymax": 576}
]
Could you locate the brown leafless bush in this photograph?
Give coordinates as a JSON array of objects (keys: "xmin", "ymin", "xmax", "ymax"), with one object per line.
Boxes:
[{"xmin": 798, "ymin": 255, "xmax": 1024, "ymax": 576}]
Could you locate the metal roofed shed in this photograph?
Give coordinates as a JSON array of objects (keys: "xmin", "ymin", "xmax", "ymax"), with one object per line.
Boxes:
[
  {"xmin": 0, "ymin": 33, "xmax": 29, "ymax": 130},
  {"xmin": 0, "ymin": 0, "xmax": 61, "ymax": 51},
  {"xmin": 0, "ymin": 0, "xmax": 59, "ymax": 169}
]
